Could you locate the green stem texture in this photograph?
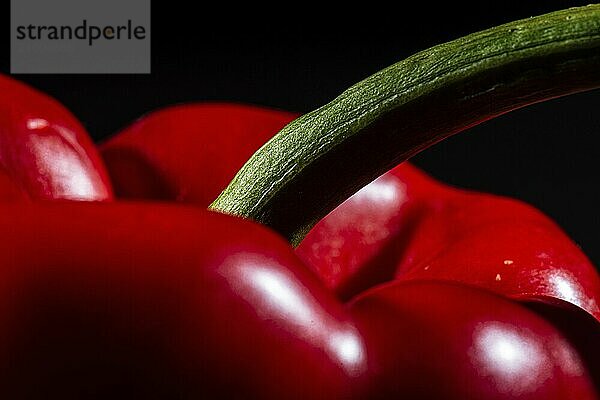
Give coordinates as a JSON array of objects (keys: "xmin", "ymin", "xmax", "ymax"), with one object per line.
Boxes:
[{"xmin": 210, "ymin": 5, "xmax": 600, "ymax": 246}]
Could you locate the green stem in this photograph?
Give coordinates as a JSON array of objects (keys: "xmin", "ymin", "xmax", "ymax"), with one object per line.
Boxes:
[{"xmin": 210, "ymin": 5, "xmax": 600, "ymax": 246}]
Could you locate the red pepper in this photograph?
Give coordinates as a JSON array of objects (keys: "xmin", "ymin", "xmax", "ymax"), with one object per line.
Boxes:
[
  {"xmin": 101, "ymin": 106, "xmax": 600, "ymax": 324},
  {"xmin": 0, "ymin": 202, "xmax": 359, "ymax": 397},
  {"xmin": 0, "ymin": 202, "xmax": 597, "ymax": 398},
  {"xmin": 297, "ymin": 162, "xmax": 600, "ymax": 320},
  {"xmin": 2, "ymin": 6, "xmax": 600, "ymax": 399},
  {"xmin": 101, "ymin": 104, "xmax": 600, "ymax": 395},
  {"xmin": 0, "ymin": 75, "xmax": 113, "ymax": 201},
  {"xmin": 101, "ymin": 103, "xmax": 297, "ymax": 205}
]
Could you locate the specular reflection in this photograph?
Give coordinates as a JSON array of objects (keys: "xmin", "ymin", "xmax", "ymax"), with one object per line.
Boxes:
[
  {"xmin": 26, "ymin": 129, "xmax": 98, "ymax": 199},
  {"xmin": 470, "ymin": 322, "xmax": 551, "ymax": 395},
  {"xmin": 354, "ymin": 177, "xmax": 406, "ymax": 205},
  {"xmin": 222, "ymin": 254, "xmax": 366, "ymax": 376}
]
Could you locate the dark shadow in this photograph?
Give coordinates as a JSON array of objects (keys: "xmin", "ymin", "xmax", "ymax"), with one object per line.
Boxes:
[
  {"xmin": 337, "ymin": 207, "xmax": 425, "ymax": 303},
  {"xmin": 524, "ymin": 300, "xmax": 600, "ymax": 393},
  {"xmin": 101, "ymin": 147, "xmax": 174, "ymax": 201}
]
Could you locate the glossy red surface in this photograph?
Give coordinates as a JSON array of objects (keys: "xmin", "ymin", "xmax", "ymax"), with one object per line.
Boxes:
[
  {"xmin": 101, "ymin": 103, "xmax": 297, "ymax": 205},
  {"xmin": 0, "ymin": 203, "xmax": 360, "ymax": 398},
  {"xmin": 350, "ymin": 281, "xmax": 596, "ymax": 399},
  {"xmin": 297, "ymin": 163, "xmax": 600, "ymax": 323},
  {"xmin": 0, "ymin": 75, "xmax": 113, "ymax": 200},
  {"xmin": 100, "ymin": 105, "xmax": 600, "ymax": 325},
  {"xmin": 296, "ymin": 162, "xmax": 435, "ymax": 298},
  {"xmin": 1, "ymin": 202, "xmax": 596, "ymax": 398},
  {"xmin": 24, "ymin": 101, "xmax": 592, "ymax": 397}
]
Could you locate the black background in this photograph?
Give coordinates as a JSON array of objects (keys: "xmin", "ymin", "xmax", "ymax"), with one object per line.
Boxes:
[{"xmin": 2, "ymin": 2, "xmax": 599, "ymax": 265}]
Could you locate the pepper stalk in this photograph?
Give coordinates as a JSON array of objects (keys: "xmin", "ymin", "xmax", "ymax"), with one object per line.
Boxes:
[{"xmin": 210, "ymin": 5, "xmax": 600, "ymax": 246}]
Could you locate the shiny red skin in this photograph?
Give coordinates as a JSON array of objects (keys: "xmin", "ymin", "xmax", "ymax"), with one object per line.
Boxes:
[
  {"xmin": 53, "ymin": 102, "xmax": 596, "ymax": 396},
  {"xmin": 0, "ymin": 202, "xmax": 596, "ymax": 398},
  {"xmin": 101, "ymin": 103, "xmax": 297, "ymax": 205},
  {"xmin": 351, "ymin": 281, "xmax": 596, "ymax": 399},
  {"xmin": 100, "ymin": 103, "xmax": 600, "ymax": 325},
  {"xmin": 297, "ymin": 163, "xmax": 600, "ymax": 323},
  {"xmin": 296, "ymin": 162, "xmax": 435, "ymax": 298},
  {"xmin": 0, "ymin": 74, "xmax": 112, "ymax": 201},
  {"xmin": 0, "ymin": 203, "xmax": 358, "ymax": 398}
]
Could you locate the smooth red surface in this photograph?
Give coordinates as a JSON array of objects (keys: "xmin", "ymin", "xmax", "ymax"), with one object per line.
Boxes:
[
  {"xmin": 11, "ymin": 101, "xmax": 589, "ymax": 397},
  {"xmin": 0, "ymin": 202, "xmax": 595, "ymax": 398},
  {"xmin": 0, "ymin": 203, "xmax": 360, "ymax": 398},
  {"xmin": 350, "ymin": 281, "xmax": 596, "ymax": 399},
  {"xmin": 99, "ymin": 104, "xmax": 600, "ymax": 325},
  {"xmin": 0, "ymin": 75, "xmax": 113, "ymax": 201},
  {"xmin": 0, "ymin": 168, "xmax": 28, "ymax": 201},
  {"xmin": 297, "ymin": 163, "xmax": 600, "ymax": 323},
  {"xmin": 296, "ymin": 162, "xmax": 436, "ymax": 298},
  {"xmin": 101, "ymin": 103, "xmax": 297, "ymax": 205}
]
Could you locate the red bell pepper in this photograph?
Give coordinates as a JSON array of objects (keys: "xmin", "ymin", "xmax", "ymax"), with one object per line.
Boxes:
[
  {"xmin": 101, "ymin": 101, "xmax": 600, "ymax": 387},
  {"xmin": 0, "ymin": 75, "xmax": 113, "ymax": 201},
  {"xmin": 1, "ymin": 202, "xmax": 596, "ymax": 398},
  {"xmin": 101, "ymin": 103, "xmax": 297, "ymax": 204},
  {"xmin": 101, "ymin": 105, "xmax": 600, "ymax": 324},
  {"xmin": 2, "ymin": 5, "xmax": 600, "ymax": 398},
  {"xmin": 297, "ymin": 162, "xmax": 600, "ymax": 319}
]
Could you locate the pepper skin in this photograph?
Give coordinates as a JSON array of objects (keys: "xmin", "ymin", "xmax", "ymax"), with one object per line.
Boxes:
[
  {"xmin": 296, "ymin": 163, "xmax": 600, "ymax": 323},
  {"xmin": 99, "ymin": 103, "xmax": 600, "ymax": 394},
  {"xmin": 101, "ymin": 103, "xmax": 297, "ymax": 205},
  {"xmin": 0, "ymin": 168, "xmax": 28, "ymax": 201},
  {"xmin": 350, "ymin": 281, "xmax": 596, "ymax": 399},
  {"xmin": 0, "ymin": 202, "xmax": 596, "ymax": 398},
  {"xmin": 295, "ymin": 163, "xmax": 600, "ymax": 389},
  {"xmin": 0, "ymin": 202, "xmax": 358, "ymax": 398},
  {"xmin": 100, "ymin": 104, "xmax": 600, "ymax": 324},
  {"xmin": 0, "ymin": 74, "xmax": 113, "ymax": 201},
  {"xmin": 6, "ymin": 6, "xmax": 599, "ymax": 397}
]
